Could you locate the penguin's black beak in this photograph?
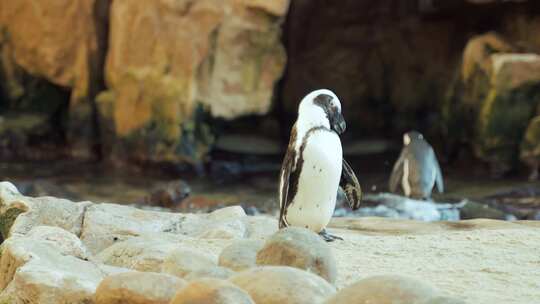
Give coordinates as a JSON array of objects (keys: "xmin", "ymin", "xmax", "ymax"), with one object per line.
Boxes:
[{"xmin": 331, "ymin": 113, "xmax": 346, "ymax": 134}]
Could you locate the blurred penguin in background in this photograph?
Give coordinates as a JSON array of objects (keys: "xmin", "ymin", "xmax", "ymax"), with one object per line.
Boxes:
[{"xmin": 389, "ymin": 131, "xmax": 444, "ymax": 200}]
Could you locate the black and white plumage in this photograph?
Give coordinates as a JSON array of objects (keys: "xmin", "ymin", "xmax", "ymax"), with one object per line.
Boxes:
[
  {"xmin": 278, "ymin": 89, "xmax": 362, "ymax": 241},
  {"xmin": 389, "ymin": 131, "xmax": 444, "ymax": 200}
]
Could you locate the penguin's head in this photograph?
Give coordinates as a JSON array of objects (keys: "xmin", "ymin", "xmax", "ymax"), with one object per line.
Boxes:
[
  {"xmin": 403, "ymin": 130, "xmax": 424, "ymax": 146},
  {"xmin": 298, "ymin": 89, "xmax": 346, "ymax": 134}
]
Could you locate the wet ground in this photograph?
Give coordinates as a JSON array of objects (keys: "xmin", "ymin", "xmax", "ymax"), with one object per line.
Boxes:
[{"xmin": 2, "ymin": 144, "xmax": 539, "ymax": 220}]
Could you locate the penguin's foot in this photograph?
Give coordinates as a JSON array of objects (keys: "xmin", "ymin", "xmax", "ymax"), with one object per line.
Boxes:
[{"xmin": 319, "ymin": 229, "xmax": 343, "ymax": 242}]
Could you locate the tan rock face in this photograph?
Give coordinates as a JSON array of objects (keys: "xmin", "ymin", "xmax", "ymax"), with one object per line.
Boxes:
[
  {"xmin": 256, "ymin": 227, "xmax": 337, "ymax": 284},
  {"xmin": 324, "ymin": 275, "xmax": 439, "ymax": 304},
  {"xmin": 0, "ymin": 0, "xmax": 106, "ymax": 100},
  {"xmin": 102, "ymin": 0, "xmax": 288, "ymax": 162},
  {"xmin": 95, "ymin": 271, "xmax": 187, "ymax": 304},
  {"xmin": 171, "ymin": 278, "xmax": 254, "ymax": 304},
  {"xmin": 230, "ymin": 266, "xmax": 336, "ymax": 304}
]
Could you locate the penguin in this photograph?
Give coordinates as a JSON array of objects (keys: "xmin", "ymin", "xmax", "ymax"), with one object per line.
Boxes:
[
  {"xmin": 278, "ymin": 89, "xmax": 362, "ymax": 242},
  {"xmin": 389, "ymin": 131, "xmax": 444, "ymax": 200}
]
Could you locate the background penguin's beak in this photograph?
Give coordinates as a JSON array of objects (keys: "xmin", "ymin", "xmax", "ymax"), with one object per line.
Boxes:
[{"xmin": 332, "ymin": 113, "xmax": 346, "ymax": 134}]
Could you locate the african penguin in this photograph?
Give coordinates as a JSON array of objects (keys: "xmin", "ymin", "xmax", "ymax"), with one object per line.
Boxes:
[
  {"xmin": 278, "ymin": 89, "xmax": 362, "ymax": 242},
  {"xmin": 389, "ymin": 131, "xmax": 444, "ymax": 200}
]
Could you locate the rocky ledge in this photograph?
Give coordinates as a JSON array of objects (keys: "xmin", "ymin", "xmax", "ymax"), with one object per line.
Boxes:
[{"xmin": 0, "ymin": 181, "xmax": 538, "ymax": 304}]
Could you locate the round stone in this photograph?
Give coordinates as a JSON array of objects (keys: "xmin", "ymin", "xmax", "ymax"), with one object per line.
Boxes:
[
  {"xmin": 184, "ymin": 266, "xmax": 235, "ymax": 281},
  {"xmin": 256, "ymin": 227, "xmax": 337, "ymax": 283},
  {"xmin": 230, "ymin": 266, "xmax": 336, "ymax": 304},
  {"xmin": 95, "ymin": 271, "xmax": 186, "ymax": 304},
  {"xmin": 219, "ymin": 240, "xmax": 265, "ymax": 271},
  {"xmin": 162, "ymin": 248, "xmax": 216, "ymax": 278},
  {"xmin": 170, "ymin": 278, "xmax": 254, "ymax": 304},
  {"xmin": 324, "ymin": 275, "xmax": 440, "ymax": 304}
]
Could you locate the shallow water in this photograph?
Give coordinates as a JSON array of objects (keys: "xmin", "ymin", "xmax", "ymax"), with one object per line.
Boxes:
[{"xmin": 2, "ymin": 151, "xmax": 539, "ymax": 220}]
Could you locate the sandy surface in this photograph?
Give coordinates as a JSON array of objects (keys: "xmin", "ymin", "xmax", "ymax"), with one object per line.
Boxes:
[
  {"xmin": 328, "ymin": 218, "xmax": 540, "ymax": 304},
  {"xmin": 180, "ymin": 217, "xmax": 540, "ymax": 303}
]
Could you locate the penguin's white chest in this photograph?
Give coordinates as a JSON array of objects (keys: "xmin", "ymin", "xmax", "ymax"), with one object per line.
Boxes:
[{"xmin": 287, "ymin": 131, "xmax": 342, "ymax": 232}]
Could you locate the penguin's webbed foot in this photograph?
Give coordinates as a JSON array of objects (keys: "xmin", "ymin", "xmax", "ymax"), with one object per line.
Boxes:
[{"xmin": 319, "ymin": 229, "xmax": 343, "ymax": 242}]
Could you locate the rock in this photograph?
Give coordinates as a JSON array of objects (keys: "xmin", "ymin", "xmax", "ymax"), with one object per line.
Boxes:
[
  {"xmin": 244, "ymin": 216, "xmax": 279, "ymax": 239},
  {"xmin": 459, "ymin": 200, "xmax": 507, "ymax": 220},
  {"xmin": 0, "ymin": 0, "xmax": 109, "ymax": 155},
  {"xmin": 521, "ymin": 115, "xmax": 540, "ymax": 180},
  {"xmin": 95, "ymin": 235, "xmax": 182, "ymax": 272},
  {"xmin": 207, "ymin": 205, "xmax": 246, "ymax": 221},
  {"xmin": 145, "ymin": 180, "xmax": 191, "ymax": 209},
  {"xmin": 184, "ymin": 266, "xmax": 235, "ymax": 281},
  {"xmin": 198, "ymin": 219, "xmax": 247, "ymax": 239},
  {"xmin": 0, "ymin": 0, "xmax": 107, "ymax": 100},
  {"xmin": 171, "ymin": 278, "xmax": 254, "ymax": 304},
  {"xmin": 95, "ymin": 271, "xmax": 186, "ymax": 304},
  {"xmin": 25, "ymin": 225, "xmax": 89, "ymax": 259},
  {"xmin": 256, "ymin": 227, "xmax": 337, "ymax": 283},
  {"xmin": 324, "ymin": 275, "xmax": 439, "ymax": 304},
  {"xmin": 219, "ymin": 240, "xmax": 265, "ymax": 271},
  {"xmin": 0, "ymin": 182, "xmax": 92, "ymax": 241},
  {"xmin": 79, "ymin": 203, "xmax": 200, "ymax": 255},
  {"xmin": 162, "ymin": 248, "xmax": 217, "ymax": 278},
  {"xmin": 230, "ymin": 266, "xmax": 336, "ymax": 304},
  {"xmin": 475, "ymin": 53, "xmax": 540, "ymax": 172},
  {"xmin": 101, "ymin": 0, "xmax": 288, "ymax": 163},
  {"xmin": 354, "ymin": 193, "xmax": 463, "ymax": 221},
  {"xmin": 0, "ymin": 235, "xmax": 107, "ymax": 303},
  {"xmin": 423, "ymin": 296, "xmax": 467, "ymax": 304}
]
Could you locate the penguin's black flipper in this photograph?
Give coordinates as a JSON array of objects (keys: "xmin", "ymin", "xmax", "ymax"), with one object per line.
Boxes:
[
  {"xmin": 278, "ymin": 125, "xmax": 298, "ymax": 229},
  {"xmin": 340, "ymin": 159, "xmax": 362, "ymax": 210},
  {"xmin": 389, "ymin": 150, "xmax": 405, "ymax": 193}
]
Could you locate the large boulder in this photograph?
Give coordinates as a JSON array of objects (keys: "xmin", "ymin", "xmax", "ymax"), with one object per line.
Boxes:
[
  {"xmin": 0, "ymin": 0, "xmax": 109, "ymax": 155},
  {"xmin": 99, "ymin": 0, "xmax": 288, "ymax": 163},
  {"xmin": 79, "ymin": 203, "xmax": 199, "ymax": 254},
  {"xmin": 229, "ymin": 266, "xmax": 336, "ymax": 304},
  {"xmin": 25, "ymin": 225, "xmax": 90, "ymax": 260},
  {"xmin": 0, "ymin": 181, "xmax": 92, "ymax": 241},
  {"xmin": 0, "ymin": 0, "xmax": 107, "ymax": 100},
  {"xmin": 521, "ymin": 115, "xmax": 540, "ymax": 179},
  {"xmin": 0, "ymin": 235, "xmax": 106, "ymax": 303},
  {"xmin": 256, "ymin": 227, "xmax": 337, "ymax": 284},
  {"xmin": 95, "ymin": 236, "xmax": 183, "ymax": 272},
  {"xmin": 475, "ymin": 53, "xmax": 540, "ymax": 173},
  {"xmin": 95, "ymin": 271, "xmax": 187, "ymax": 304},
  {"xmin": 171, "ymin": 278, "xmax": 254, "ymax": 304}
]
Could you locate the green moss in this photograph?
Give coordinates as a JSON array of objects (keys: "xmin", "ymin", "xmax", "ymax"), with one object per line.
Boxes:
[
  {"xmin": 521, "ymin": 116, "xmax": 540, "ymax": 159},
  {"xmin": 476, "ymin": 83, "xmax": 540, "ymax": 164}
]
